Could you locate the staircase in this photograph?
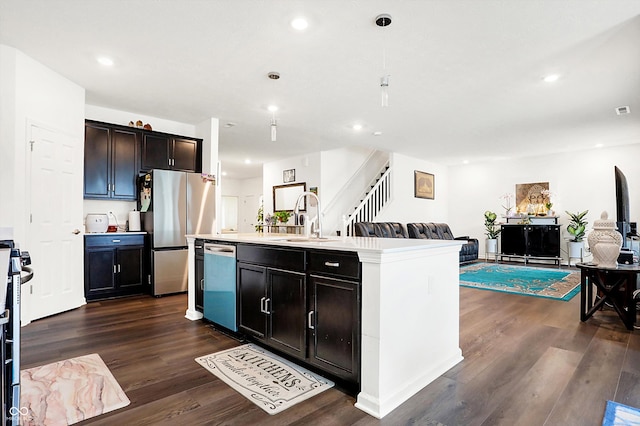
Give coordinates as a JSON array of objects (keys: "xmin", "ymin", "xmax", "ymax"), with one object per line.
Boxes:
[{"xmin": 345, "ymin": 164, "xmax": 391, "ymax": 236}]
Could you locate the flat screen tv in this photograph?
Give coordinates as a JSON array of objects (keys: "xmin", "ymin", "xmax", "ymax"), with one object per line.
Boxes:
[{"xmin": 614, "ymin": 166, "xmax": 630, "ymax": 246}]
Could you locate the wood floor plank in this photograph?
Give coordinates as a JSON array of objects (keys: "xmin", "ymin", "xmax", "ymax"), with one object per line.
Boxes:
[{"xmin": 18, "ymin": 270, "xmax": 640, "ymax": 425}]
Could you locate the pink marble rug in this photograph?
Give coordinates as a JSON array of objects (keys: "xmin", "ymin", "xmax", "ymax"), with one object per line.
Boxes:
[{"xmin": 20, "ymin": 353, "xmax": 130, "ymax": 425}]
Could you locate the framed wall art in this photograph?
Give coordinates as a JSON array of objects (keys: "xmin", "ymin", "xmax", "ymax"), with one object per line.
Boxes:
[
  {"xmin": 414, "ymin": 170, "xmax": 435, "ymax": 200},
  {"xmin": 283, "ymin": 169, "xmax": 295, "ymax": 183}
]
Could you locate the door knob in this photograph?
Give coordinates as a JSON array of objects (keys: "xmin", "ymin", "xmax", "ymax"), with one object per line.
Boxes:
[{"xmin": 72, "ymin": 229, "xmax": 81, "ymax": 235}]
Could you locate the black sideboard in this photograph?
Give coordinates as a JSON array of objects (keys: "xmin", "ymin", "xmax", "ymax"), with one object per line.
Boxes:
[{"xmin": 499, "ymin": 224, "xmax": 562, "ymax": 265}]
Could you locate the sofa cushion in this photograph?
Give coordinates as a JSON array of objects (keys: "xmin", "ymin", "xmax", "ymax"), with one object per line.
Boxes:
[{"xmin": 354, "ymin": 222, "xmax": 408, "ymax": 238}]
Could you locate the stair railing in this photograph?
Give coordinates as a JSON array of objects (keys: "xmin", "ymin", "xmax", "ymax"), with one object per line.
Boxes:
[{"xmin": 346, "ymin": 166, "xmax": 392, "ymax": 236}]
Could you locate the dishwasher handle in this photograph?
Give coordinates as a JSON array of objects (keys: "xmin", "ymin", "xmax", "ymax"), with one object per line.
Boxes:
[{"xmin": 204, "ymin": 243, "xmax": 236, "ymax": 257}]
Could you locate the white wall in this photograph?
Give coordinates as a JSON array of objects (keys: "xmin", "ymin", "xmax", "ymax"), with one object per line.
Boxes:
[
  {"xmin": 85, "ymin": 104, "xmax": 197, "ymax": 136},
  {"xmin": 0, "ymin": 45, "xmax": 85, "ymax": 241},
  {"xmin": 263, "ymin": 153, "xmax": 321, "ymax": 218},
  {"xmin": 448, "ymin": 143, "xmax": 640, "ymax": 259},
  {"xmin": 375, "ymin": 152, "xmax": 449, "ymax": 224}
]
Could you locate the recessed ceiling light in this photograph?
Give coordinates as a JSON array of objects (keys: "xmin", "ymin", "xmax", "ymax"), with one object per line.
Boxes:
[
  {"xmin": 615, "ymin": 106, "xmax": 631, "ymax": 115},
  {"xmin": 353, "ymin": 124, "xmax": 363, "ymax": 131},
  {"xmin": 268, "ymin": 105, "xmax": 278, "ymax": 112},
  {"xmin": 372, "ymin": 131, "xmax": 383, "ymax": 136},
  {"xmin": 222, "ymin": 171, "xmax": 228, "ymax": 176},
  {"xmin": 291, "ymin": 17, "xmax": 308, "ymax": 31},
  {"xmin": 97, "ymin": 56, "xmax": 114, "ymax": 66},
  {"xmin": 224, "ymin": 122, "xmax": 236, "ymax": 128},
  {"xmin": 595, "ymin": 143, "xmax": 603, "ymax": 148},
  {"xmin": 463, "ymin": 160, "xmax": 469, "ymax": 164},
  {"xmin": 543, "ymin": 74, "xmax": 559, "ymax": 83},
  {"xmin": 244, "ymin": 159, "xmax": 251, "ymax": 164}
]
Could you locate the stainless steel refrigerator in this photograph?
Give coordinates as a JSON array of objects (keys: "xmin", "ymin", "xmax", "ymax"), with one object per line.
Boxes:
[{"xmin": 140, "ymin": 170, "xmax": 216, "ymax": 296}]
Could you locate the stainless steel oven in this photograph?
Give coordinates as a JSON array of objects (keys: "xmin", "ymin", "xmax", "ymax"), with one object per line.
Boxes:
[{"xmin": 2, "ymin": 239, "xmax": 32, "ymax": 425}]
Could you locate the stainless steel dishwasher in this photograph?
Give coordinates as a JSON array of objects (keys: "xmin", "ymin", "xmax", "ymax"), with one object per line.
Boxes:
[{"xmin": 203, "ymin": 243, "xmax": 237, "ymax": 332}]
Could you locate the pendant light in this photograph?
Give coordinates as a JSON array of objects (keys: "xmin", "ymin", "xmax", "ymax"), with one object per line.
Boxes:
[
  {"xmin": 268, "ymin": 105, "xmax": 278, "ymax": 142},
  {"xmin": 376, "ymin": 14, "xmax": 392, "ymax": 107}
]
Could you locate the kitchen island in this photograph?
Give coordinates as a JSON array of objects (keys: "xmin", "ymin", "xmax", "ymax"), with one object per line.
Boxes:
[{"xmin": 185, "ymin": 233, "xmax": 464, "ymax": 419}]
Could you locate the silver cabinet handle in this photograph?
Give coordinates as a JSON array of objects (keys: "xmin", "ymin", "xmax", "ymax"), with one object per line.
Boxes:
[
  {"xmin": 200, "ymin": 279, "xmax": 204, "ymax": 291},
  {"xmin": 195, "ymin": 245, "xmax": 203, "ymax": 249},
  {"xmin": 260, "ymin": 297, "xmax": 266, "ymax": 313},
  {"xmin": 308, "ymin": 310, "xmax": 315, "ymax": 330},
  {"xmin": 324, "ymin": 261, "xmax": 340, "ymax": 267},
  {"xmin": 168, "ymin": 158, "xmax": 171, "ymax": 166},
  {"xmin": 112, "ymin": 239, "xmax": 120, "ymax": 243},
  {"xmin": 113, "ymin": 265, "xmax": 117, "ymax": 274},
  {"xmin": 264, "ymin": 298, "xmax": 271, "ymax": 314},
  {"xmin": 118, "ymin": 264, "xmax": 121, "ymax": 273}
]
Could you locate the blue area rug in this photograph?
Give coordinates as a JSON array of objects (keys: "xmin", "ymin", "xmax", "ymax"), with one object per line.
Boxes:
[
  {"xmin": 602, "ymin": 400, "xmax": 640, "ymax": 425},
  {"xmin": 459, "ymin": 263, "xmax": 580, "ymax": 301}
]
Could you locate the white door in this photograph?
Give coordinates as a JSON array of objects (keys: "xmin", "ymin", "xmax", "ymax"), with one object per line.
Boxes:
[
  {"xmin": 25, "ymin": 124, "xmax": 85, "ymax": 322},
  {"xmin": 239, "ymin": 194, "xmax": 260, "ymax": 233}
]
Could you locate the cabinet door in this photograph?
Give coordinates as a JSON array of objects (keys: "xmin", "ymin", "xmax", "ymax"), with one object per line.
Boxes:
[
  {"xmin": 527, "ymin": 225, "xmax": 561, "ymax": 257},
  {"xmin": 500, "ymin": 225, "xmax": 526, "ymax": 255},
  {"xmin": 308, "ymin": 275, "xmax": 360, "ymax": 382},
  {"xmin": 141, "ymin": 134, "xmax": 170, "ymax": 170},
  {"xmin": 111, "ymin": 129, "xmax": 139, "ymax": 200},
  {"xmin": 172, "ymin": 138, "xmax": 198, "ymax": 172},
  {"xmin": 267, "ymin": 269, "xmax": 306, "ymax": 358},
  {"xmin": 117, "ymin": 246, "xmax": 144, "ymax": 289},
  {"xmin": 237, "ymin": 262, "xmax": 267, "ymax": 339},
  {"xmin": 85, "ymin": 248, "xmax": 116, "ymax": 296},
  {"xmin": 84, "ymin": 124, "xmax": 110, "ymax": 198},
  {"xmin": 195, "ymin": 254, "xmax": 204, "ymax": 312}
]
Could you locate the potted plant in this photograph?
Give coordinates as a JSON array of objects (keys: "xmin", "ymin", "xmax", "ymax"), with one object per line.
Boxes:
[
  {"xmin": 484, "ymin": 210, "xmax": 501, "ymax": 254},
  {"xmin": 255, "ymin": 205, "xmax": 264, "ymax": 233},
  {"xmin": 273, "ymin": 210, "xmax": 292, "ymax": 225},
  {"xmin": 566, "ymin": 210, "xmax": 588, "ymax": 262}
]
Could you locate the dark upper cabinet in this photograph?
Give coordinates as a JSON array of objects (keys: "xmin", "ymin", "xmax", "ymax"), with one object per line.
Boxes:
[
  {"xmin": 84, "ymin": 121, "xmax": 139, "ymax": 200},
  {"xmin": 141, "ymin": 134, "xmax": 200, "ymax": 172}
]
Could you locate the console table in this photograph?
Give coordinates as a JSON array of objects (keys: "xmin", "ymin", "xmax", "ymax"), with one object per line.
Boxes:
[
  {"xmin": 577, "ymin": 262, "xmax": 639, "ymax": 330},
  {"xmin": 499, "ymin": 224, "xmax": 562, "ymax": 266}
]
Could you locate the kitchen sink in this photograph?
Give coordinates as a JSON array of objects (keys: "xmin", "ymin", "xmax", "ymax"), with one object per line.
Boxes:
[{"xmin": 285, "ymin": 237, "xmax": 337, "ymax": 243}]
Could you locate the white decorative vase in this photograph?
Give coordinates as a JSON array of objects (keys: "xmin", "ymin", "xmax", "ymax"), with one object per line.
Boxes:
[
  {"xmin": 568, "ymin": 241, "xmax": 584, "ymax": 259},
  {"xmin": 587, "ymin": 211, "xmax": 622, "ymax": 268}
]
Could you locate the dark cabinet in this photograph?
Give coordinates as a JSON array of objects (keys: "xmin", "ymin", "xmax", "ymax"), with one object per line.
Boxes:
[
  {"xmin": 307, "ymin": 250, "xmax": 361, "ymax": 383},
  {"xmin": 237, "ymin": 244, "xmax": 307, "ymax": 359},
  {"xmin": 84, "ymin": 122, "xmax": 139, "ymax": 200},
  {"xmin": 84, "ymin": 235, "xmax": 146, "ymax": 300},
  {"xmin": 235, "ymin": 244, "xmax": 362, "ymax": 385},
  {"xmin": 195, "ymin": 239, "xmax": 204, "ymax": 312},
  {"xmin": 500, "ymin": 224, "xmax": 561, "ymax": 261},
  {"xmin": 141, "ymin": 134, "xmax": 200, "ymax": 172}
]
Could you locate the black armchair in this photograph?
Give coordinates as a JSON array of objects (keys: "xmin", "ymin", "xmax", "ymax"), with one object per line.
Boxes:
[{"xmin": 407, "ymin": 222, "xmax": 479, "ymax": 264}]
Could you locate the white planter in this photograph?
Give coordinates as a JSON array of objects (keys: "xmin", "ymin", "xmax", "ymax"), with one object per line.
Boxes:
[
  {"xmin": 486, "ymin": 238, "xmax": 498, "ymax": 254},
  {"xmin": 568, "ymin": 241, "xmax": 584, "ymax": 259}
]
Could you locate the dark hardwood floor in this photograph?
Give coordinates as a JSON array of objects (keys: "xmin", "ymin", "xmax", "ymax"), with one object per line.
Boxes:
[{"xmin": 21, "ymin": 271, "xmax": 639, "ymax": 425}]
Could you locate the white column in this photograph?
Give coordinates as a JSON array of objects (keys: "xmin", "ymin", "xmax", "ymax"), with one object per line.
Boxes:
[{"xmin": 185, "ymin": 236, "xmax": 203, "ymax": 320}]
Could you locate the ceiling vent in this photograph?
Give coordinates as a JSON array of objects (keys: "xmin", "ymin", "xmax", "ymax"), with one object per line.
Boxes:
[{"xmin": 615, "ymin": 106, "xmax": 631, "ymax": 115}]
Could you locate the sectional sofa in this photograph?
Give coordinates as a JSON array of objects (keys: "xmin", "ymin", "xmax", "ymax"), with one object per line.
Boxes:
[{"xmin": 353, "ymin": 222, "xmax": 479, "ymax": 264}]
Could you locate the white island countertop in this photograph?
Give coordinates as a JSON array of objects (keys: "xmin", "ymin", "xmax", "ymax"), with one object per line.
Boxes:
[
  {"xmin": 187, "ymin": 232, "xmax": 461, "ymax": 254},
  {"xmin": 185, "ymin": 232, "xmax": 464, "ymax": 419}
]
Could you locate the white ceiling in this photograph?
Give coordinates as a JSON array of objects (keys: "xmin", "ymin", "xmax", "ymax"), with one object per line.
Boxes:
[{"xmin": 2, "ymin": 1, "xmax": 640, "ymax": 179}]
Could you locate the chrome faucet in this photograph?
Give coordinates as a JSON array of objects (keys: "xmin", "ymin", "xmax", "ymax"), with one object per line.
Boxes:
[{"xmin": 294, "ymin": 191, "xmax": 323, "ymax": 238}]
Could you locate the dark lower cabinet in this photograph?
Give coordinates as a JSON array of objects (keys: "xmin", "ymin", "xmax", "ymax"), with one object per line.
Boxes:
[
  {"xmin": 308, "ymin": 275, "xmax": 360, "ymax": 383},
  {"xmin": 195, "ymin": 239, "xmax": 204, "ymax": 312},
  {"xmin": 500, "ymin": 224, "xmax": 561, "ymax": 259},
  {"xmin": 236, "ymin": 244, "xmax": 362, "ymax": 387},
  {"xmin": 237, "ymin": 260, "xmax": 306, "ymax": 359},
  {"xmin": 84, "ymin": 235, "xmax": 145, "ymax": 301}
]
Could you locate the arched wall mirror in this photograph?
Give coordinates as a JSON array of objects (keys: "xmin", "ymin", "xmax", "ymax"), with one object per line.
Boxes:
[{"xmin": 273, "ymin": 182, "xmax": 306, "ymax": 212}]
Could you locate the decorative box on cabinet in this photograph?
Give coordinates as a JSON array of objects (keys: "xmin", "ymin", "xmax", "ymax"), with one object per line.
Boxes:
[
  {"xmin": 84, "ymin": 121, "xmax": 139, "ymax": 200},
  {"xmin": 84, "ymin": 234, "xmax": 146, "ymax": 300},
  {"xmin": 499, "ymin": 224, "xmax": 561, "ymax": 265}
]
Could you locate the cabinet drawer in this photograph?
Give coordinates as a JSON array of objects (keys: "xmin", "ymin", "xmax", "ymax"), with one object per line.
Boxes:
[
  {"xmin": 237, "ymin": 244, "xmax": 306, "ymax": 272},
  {"xmin": 308, "ymin": 250, "xmax": 360, "ymax": 280},
  {"xmin": 85, "ymin": 234, "xmax": 145, "ymax": 247}
]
